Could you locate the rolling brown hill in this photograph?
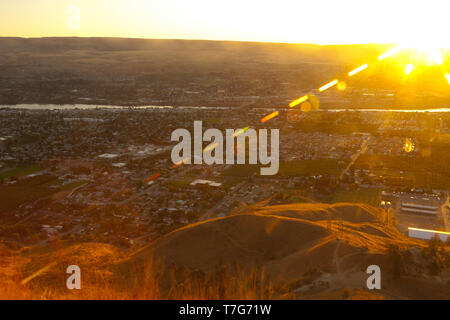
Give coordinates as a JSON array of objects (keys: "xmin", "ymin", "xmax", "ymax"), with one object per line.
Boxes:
[
  {"xmin": 2, "ymin": 203, "xmax": 449, "ymax": 299},
  {"xmin": 120, "ymin": 203, "xmax": 449, "ymax": 299}
]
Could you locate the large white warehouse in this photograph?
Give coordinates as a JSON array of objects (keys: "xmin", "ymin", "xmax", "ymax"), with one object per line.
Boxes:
[{"xmin": 408, "ymin": 227, "xmax": 450, "ymax": 242}]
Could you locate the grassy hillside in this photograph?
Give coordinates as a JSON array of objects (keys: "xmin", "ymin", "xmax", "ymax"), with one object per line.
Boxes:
[{"xmin": 1, "ymin": 202, "xmax": 449, "ymax": 300}]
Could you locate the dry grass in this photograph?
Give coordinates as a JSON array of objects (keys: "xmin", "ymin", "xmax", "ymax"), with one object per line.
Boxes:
[
  {"xmin": 1, "ymin": 203, "xmax": 447, "ymax": 300},
  {"xmin": 0, "ymin": 250, "xmax": 276, "ymax": 300},
  {"xmin": 0, "ymin": 272, "xmax": 275, "ymax": 300}
]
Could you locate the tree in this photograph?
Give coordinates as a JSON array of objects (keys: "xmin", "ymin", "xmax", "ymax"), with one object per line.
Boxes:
[{"xmin": 387, "ymin": 244, "xmax": 404, "ymax": 279}]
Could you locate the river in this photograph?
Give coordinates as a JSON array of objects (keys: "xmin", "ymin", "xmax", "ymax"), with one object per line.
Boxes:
[{"xmin": 1, "ymin": 104, "xmax": 450, "ymax": 113}]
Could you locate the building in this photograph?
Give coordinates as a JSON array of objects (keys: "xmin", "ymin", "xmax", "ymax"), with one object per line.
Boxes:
[
  {"xmin": 380, "ymin": 191, "xmax": 445, "ymax": 215},
  {"xmin": 400, "ymin": 194, "xmax": 441, "ymax": 215},
  {"xmin": 408, "ymin": 227, "xmax": 450, "ymax": 242},
  {"xmin": 190, "ymin": 179, "xmax": 222, "ymax": 188},
  {"xmin": 401, "ymin": 202, "xmax": 439, "ymax": 215}
]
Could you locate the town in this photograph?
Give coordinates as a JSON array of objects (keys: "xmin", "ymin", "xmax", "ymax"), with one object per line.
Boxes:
[
  {"xmin": 0, "ymin": 105, "xmax": 449, "ymax": 250},
  {"xmin": 171, "ymin": 121, "xmax": 279, "ymax": 175}
]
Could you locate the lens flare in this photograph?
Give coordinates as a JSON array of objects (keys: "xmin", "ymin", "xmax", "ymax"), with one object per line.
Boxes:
[
  {"xmin": 348, "ymin": 64, "xmax": 368, "ymax": 76},
  {"xmin": 308, "ymin": 94, "xmax": 320, "ymax": 111},
  {"xmin": 232, "ymin": 127, "xmax": 249, "ymax": 138},
  {"xmin": 403, "ymin": 138, "xmax": 415, "ymax": 153},
  {"xmin": 173, "ymin": 157, "xmax": 190, "ymax": 168},
  {"xmin": 399, "ymin": 43, "xmax": 445, "ymax": 66},
  {"xmin": 286, "ymin": 109, "xmax": 301, "ymax": 123},
  {"xmin": 445, "ymin": 73, "xmax": 450, "ymax": 85},
  {"xmin": 260, "ymin": 111, "xmax": 279, "ymax": 123},
  {"xmin": 428, "ymin": 48, "xmax": 443, "ymax": 65},
  {"xmin": 378, "ymin": 46, "xmax": 401, "ymax": 61},
  {"xmin": 300, "ymin": 101, "xmax": 313, "ymax": 113},
  {"xmin": 143, "ymin": 173, "xmax": 161, "ymax": 184},
  {"xmin": 289, "ymin": 95, "xmax": 309, "ymax": 108},
  {"xmin": 337, "ymin": 81, "xmax": 347, "ymax": 91},
  {"xmin": 405, "ymin": 64, "xmax": 414, "ymax": 75},
  {"xmin": 203, "ymin": 142, "xmax": 219, "ymax": 153},
  {"xmin": 318, "ymin": 79, "xmax": 338, "ymax": 92}
]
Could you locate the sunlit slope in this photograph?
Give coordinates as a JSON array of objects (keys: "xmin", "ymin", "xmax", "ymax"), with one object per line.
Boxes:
[
  {"xmin": 121, "ymin": 203, "xmax": 448, "ymax": 299},
  {"xmin": 251, "ymin": 202, "xmax": 383, "ymax": 223},
  {"xmin": 3, "ymin": 203, "xmax": 449, "ymax": 299},
  {"xmin": 127, "ymin": 203, "xmax": 411, "ymax": 277}
]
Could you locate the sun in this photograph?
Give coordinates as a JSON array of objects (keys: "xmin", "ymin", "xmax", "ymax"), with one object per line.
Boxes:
[
  {"xmin": 398, "ymin": 42, "xmax": 444, "ymax": 66},
  {"xmin": 414, "ymin": 46, "xmax": 443, "ymax": 66},
  {"xmin": 393, "ymin": 42, "xmax": 449, "ymax": 83},
  {"xmin": 395, "ymin": 18, "xmax": 450, "ymax": 67}
]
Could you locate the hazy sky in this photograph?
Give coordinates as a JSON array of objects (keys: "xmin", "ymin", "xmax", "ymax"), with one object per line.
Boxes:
[{"xmin": 0, "ymin": 0, "xmax": 449, "ymax": 46}]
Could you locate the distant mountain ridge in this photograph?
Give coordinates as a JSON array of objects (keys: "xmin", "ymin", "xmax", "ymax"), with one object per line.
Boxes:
[{"xmin": 1, "ymin": 37, "xmax": 448, "ymax": 107}]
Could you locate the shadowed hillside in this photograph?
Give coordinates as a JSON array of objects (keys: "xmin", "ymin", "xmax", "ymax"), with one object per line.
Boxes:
[{"xmin": 1, "ymin": 203, "xmax": 449, "ymax": 300}]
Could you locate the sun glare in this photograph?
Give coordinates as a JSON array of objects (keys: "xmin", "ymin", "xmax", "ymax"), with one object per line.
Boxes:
[
  {"xmin": 397, "ymin": 29, "xmax": 446, "ymax": 66},
  {"xmin": 405, "ymin": 64, "xmax": 414, "ymax": 75},
  {"xmin": 416, "ymin": 46, "xmax": 444, "ymax": 65}
]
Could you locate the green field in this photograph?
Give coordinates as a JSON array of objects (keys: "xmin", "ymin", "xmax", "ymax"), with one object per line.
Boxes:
[
  {"xmin": 60, "ymin": 180, "xmax": 89, "ymax": 191},
  {"xmin": 223, "ymin": 159, "xmax": 344, "ymax": 177},
  {"xmin": 167, "ymin": 179, "xmax": 192, "ymax": 189},
  {"xmin": 0, "ymin": 165, "xmax": 43, "ymax": 180},
  {"xmin": 0, "ymin": 175, "xmax": 58, "ymax": 211},
  {"xmin": 278, "ymin": 159, "xmax": 343, "ymax": 176},
  {"xmin": 327, "ymin": 187, "xmax": 382, "ymax": 207},
  {"xmin": 355, "ymin": 154, "xmax": 448, "ymax": 174},
  {"xmin": 0, "ymin": 174, "xmax": 88, "ymax": 212}
]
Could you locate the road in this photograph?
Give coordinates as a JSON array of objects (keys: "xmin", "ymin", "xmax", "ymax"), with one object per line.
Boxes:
[
  {"xmin": 339, "ymin": 135, "xmax": 373, "ymax": 181},
  {"xmin": 440, "ymin": 195, "xmax": 449, "ymax": 232},
  {"xmin": 199, "ymin": 180, "xmax": 250, "ymax": 221}
]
